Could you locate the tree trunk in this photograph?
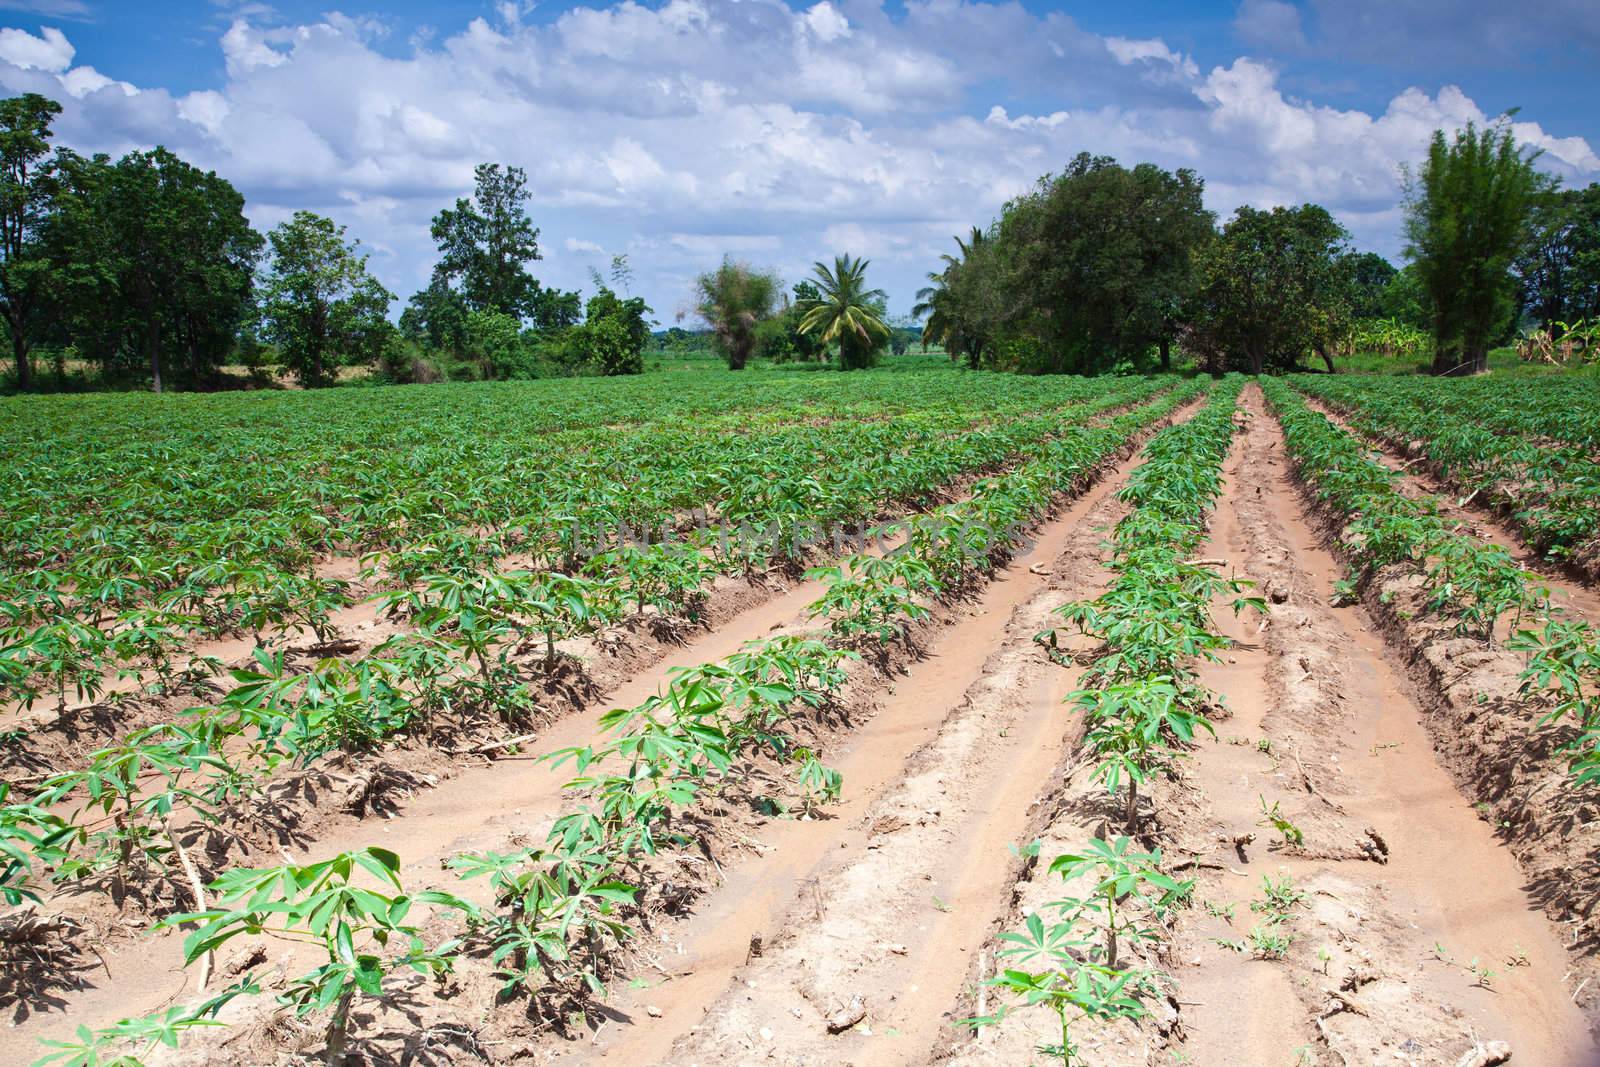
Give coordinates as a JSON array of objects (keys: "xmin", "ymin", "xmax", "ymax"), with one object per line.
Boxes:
[
  {"xmin": 12, "ymin": 328, "xmax": 30, "ymax": 391},
  {"xmin": 146, "ymin": 316, "xmax": 163, "ymax": 394},
  {"xmin": 1158, "ymin": 337, "xmax": 1171, "ymax": 371},
  {"xmin": 1316, "ymin": 343, "xmax": 1335, "ymax": 374}
]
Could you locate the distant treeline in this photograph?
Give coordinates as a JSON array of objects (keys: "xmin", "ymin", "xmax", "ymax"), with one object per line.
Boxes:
[{"xmin": 916, "ymin": 132, "xmax": 1599, "ymax": 377}]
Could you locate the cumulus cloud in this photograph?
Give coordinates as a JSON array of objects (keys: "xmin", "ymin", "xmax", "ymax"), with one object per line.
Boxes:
[
  {"xmin": 3, "ymin": 2, "xmax": 1593, "ymax": 318},
  {"xmin": 0, "ymin": 24, "xmax": 71, "ymax": 71}
]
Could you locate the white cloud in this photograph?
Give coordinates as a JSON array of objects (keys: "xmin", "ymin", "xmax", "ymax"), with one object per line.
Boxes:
[
  {"xmin": 2, "ymin": 3, "xmax": 1592, "ymax": 317},
  {"xmin": 220, "ymin": 19, "xmax": 287, "ymax": 76},
  {"xmin": 1104, "ymin": 36, "xmax": 1199, "ymax": 80},
  {"xmin": 0, "ymin": 25, "xmax": 71, "ymax": 71},
  {"xmin": 177, "ymin": 89, "xmax": 230, "ymax": 135},
  {"xmin": 802, "ymin": 2, "xmax": 850, "ymax": 43}
]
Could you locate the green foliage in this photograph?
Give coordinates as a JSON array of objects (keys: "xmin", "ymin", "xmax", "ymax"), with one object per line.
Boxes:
[
  {"xmin": 972, "ymin": 836, "xmax": 1185, "ymax": 1066},
  {"xmin": 1518, "ymin": 183, "xmax": 1600, "ymax": 333},
  {"xmin": 696, "ymin": 258, "xmax": 780, "ymax": 370},
  {"xmin": 258, "ymin": 211, "xmax": 394, "ymax": 387},
  {"xmin": 573, "ymin": 286, "xmax": 649, "ymax": 376},
  {"xmin": 48, "ymin": 145, "xmax": 262, "ymax": 392},
  {"xmin": 32, "ymin": 981, "xmax": 259, "ymax": 1067},
  {"xmin": 1344, "ymin": 251, "xmax": 1398, "ymax": 319},
  {"xmin": 1404, "ymin": 120, "xmax": 1553, "ymax": 374},
  {"xmin": 798, "ymin": 253, "xmax": 890, "ymax": 369},
  {"xmin": 806, "ymin": 552, "xmax": 940, "ymax": 645},
  {"xmin": 1182, "ymin": 204, "xmax": 1352, "ymax": 374},
  {"xmin": 430, "ymin": 162, "xmax": 542, "ymax": 319},
  {"xmin": 914, "ymin": 227, "xmax": 998, "ymax": 369},
  {"xmin": 464, "ymin": 308, "xmax": 536, "ymax": 378},
  {"xmin": 992, "ymin": 153, "xmax": 1214, "ymax": 373},
  {"xmin": 1510, "ymin": 619, "xmax": 1600, "ymax": 787},
  {"xmin": 0, "ymin": 92, "xmax": 62, "ymax": 392},
  {"xmin": 164, "ymin": 847, "xmax": 476, "ymax": 1059}
]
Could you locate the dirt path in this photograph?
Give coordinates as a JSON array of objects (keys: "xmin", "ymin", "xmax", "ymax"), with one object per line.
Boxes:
[
  {"xmin": 618, "ymin": 444, "xmax": 1138, "ymax": 1067},
  {"xmin": 1172, "ymin": 386, "xmax": 1593, "ymax": 1066},
  {"xmin": 933, "ymin": 385, "xmax": 1596, "ymax": 1067}
]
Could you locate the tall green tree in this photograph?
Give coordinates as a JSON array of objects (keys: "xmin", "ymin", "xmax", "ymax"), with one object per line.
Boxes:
[
  {"xmin": 695, "ymin": 258, "xmax": 780, "ymax": 370},
  {"xmin": 530, "ymin": 285, "xmax": 582, "ymax": 333},
  {"xmin": 1403, "ymin": 121, "xmax": 1553, "ymax": 375},
  {"xmin": 1517, "ymin": 183, "xmax": 1600, "ymax": 333},
  {"xmin": 914, "ymin": 227, "xmax": 997, "ymax": 369},
  {"xmin": 575, "ymin": 286, "xmax": 649, "ymax": 375},
  {"xmin": 798, "ymin": 254, "xmax": 890, "ymax": 370},
  {"xmin": 990, "ymin": 153, "xmax": 1213, "ymax": 373},
  {"xmin": 0, "ymin": 93, "xmax": 62, "ymax": 391},
  {"xmin": 430, "ymin": 163, "xmax": 542, "ymax": 319},
  {"xmin": 1182, "ymin": 204, "xmax": 1352, "ymax": 375},
  {"xmin": 65, "ymin": 148, "xmax": 262, "ymax": 392},
  {"xmin": 259, "ymin": 211, "xmax": 393, "ymax": 387}
]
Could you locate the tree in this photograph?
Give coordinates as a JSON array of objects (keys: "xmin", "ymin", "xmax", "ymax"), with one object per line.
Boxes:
[
  {"xmin": 1517, "ymin": 183, "xmax": 1600, "ymax": 333},
  {"xmin": 0, "ymin": 94, "xmax": 62, "ymax": 390},
  {"xmin": 913, "ymin": 227, "xmax": 1008, "ymax": 369},
  {"xmin": 1343, "ymin": 251, "xmax": 1398, "ymax": 319},
  {"xmin": 259, "ymin": 211, "xmax": 393, "ymax": 387},
  {"xmin": 430, "ymin": 163, "xmax": 541, "ymax": 319},
  {"xmin": 399, "ymin": 277, "xmax": 469, "ymax": 355},
  {"xmin": 463, "ymin": 308, "xmax": 533, "ymax": 378},
  {"xmin": 1379, "ymin": 264, "xmax": 1432, "ymax": 329},
  {"xmin": 1182, "ymin": 204, "xmax": 1352, "ymax": 375},
  {"xmin": 987, "ymin": 154, "xmax": 1213, "ymax": 373},
  {"xmin": 799, "ymin": 254, "xmax": 890, "ymax": 370},
  {"xmin": 59, "ymin": 148, "xmax": 262, "ymax": 392},
  {"xmin": 577, "ymin": 286, "xmax": 649, "ymax": 375},
  {"xmin": 1403, "ymin": 121, "xmax": 1553, "ymax": 375},
  {"xmin": 695, "ymin": 258, "xmax": 780, "ymax": 370},
  {"xmin": 530, "ymin": 286, "xmax": 582, "ymax": 333}
]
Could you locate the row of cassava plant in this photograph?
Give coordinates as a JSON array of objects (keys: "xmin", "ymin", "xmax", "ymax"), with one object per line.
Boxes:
[
  {"xmin": 0, "ymin": 383, "xmax": 1192, "ymax": 913},
  {"xmin": 1292, "ymin": 374, "xmax": 1600, "ymax": 562},
  {"xmin": 974, "ymin": 378, "xmax": 1248, "ymax": 1066},
  {"xmin": 1263, "ymin": 378, "xmax": 1600, "ymax": 787},
  {"xmin": 2, "ymin": 378, "xmax": 1173, "ymax": 709},
  {"xmin": 24, "ymin": 374, "xmax": 1212, "ymax": 1064}
]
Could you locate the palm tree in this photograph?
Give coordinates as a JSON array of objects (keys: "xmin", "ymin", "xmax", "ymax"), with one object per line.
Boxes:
[
  {"xmin": 798, "ymin": 253, "xmax": 890, "ymax": 370},
  {"xmin": 913, "ymin": 228, "xmax": 989, "ymax": 368},
  {"xmin": 695, "ymin": 258, "xmax": 780, "ymax": 370}
]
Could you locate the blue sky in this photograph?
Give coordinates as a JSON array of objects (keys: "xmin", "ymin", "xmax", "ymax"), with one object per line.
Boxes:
[{"xmin": 1, "ymin": 0, "xmax": 1595, "ymax": 321}]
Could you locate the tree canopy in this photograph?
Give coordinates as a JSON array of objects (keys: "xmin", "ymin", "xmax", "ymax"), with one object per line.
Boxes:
[
  {"xmin": 1518, "ymin": 183, "xmax": 1600, "ymax": 334},
  {"xmin": 798, "ymin": 254, "xmax": 890, "ymax": 370},
  {"xmin": 1182, "ymin": 204, "xmax": 1353, "ymax": 375},
  {"xmin": 259, "ymin": 211, "xmax": 393, "ymax": 387},
  {"xmin": 1404, "ymin": 121, "xmax": 1552, "ymax": 375},
  {"xmin": 430, "ymin": 163, "xmax": 543, "ymax": 320},
  {"xmin": 0, "ymin": 93, "xmax": 64, "ymax": 391},
  {"xmin": 992, "ymin": 153, "xmax": 1213, "ymax": 373}
]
